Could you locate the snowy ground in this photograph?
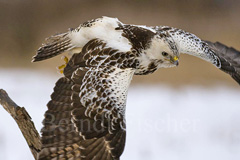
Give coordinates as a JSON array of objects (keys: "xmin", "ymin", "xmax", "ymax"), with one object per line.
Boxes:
[{"xmin": 0, "ymin": 69, "xmax": 240, "ymax": 160}]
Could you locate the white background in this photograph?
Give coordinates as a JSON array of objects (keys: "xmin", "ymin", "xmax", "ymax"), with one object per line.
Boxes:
[{"xmin": 0, "ymin": 69, "xmax": 240, "ymax": 160}]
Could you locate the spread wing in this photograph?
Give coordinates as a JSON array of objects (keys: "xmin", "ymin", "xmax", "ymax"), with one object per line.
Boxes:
[
  {"xmin": 204, "ymin": 41, "xmax": 240, "ymax": 85},
  {"xmin": 38, "ymin": 39, "xmax": 136, "ymax": 160},
  {"xmin": 32, "ymin": 17, "xmax": 129, "ymax": 62},
  {"xmin": 157, "ymin": 27, "xmax": 240, "ymax": 85}
]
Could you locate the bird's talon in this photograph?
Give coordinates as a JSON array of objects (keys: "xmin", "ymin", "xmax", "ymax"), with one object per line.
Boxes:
[
  {"xmin": 62, "ymin": 56, "xmax": 69, "ymax": 63},
  {"xmin": 59, "ymin": 69, "xmax": 64, "ymax": 74},
  {"xmin": 57, "ymin": 56, "xmax": 69, "ymax": 74},
  {"xmin": 58, "ymin": 64, "xmax": 66, "ymax": 70}
]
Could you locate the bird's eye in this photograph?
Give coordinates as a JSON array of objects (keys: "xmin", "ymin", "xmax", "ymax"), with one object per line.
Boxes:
[{"xmin": 162, "ymin": 52, "xmax": 168, "ymax": 57}]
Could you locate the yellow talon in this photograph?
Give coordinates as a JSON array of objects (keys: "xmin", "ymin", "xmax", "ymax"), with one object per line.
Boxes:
[
  {"xmin": 57, "ymin": 56, "xmax": 69, "ymax": 74},
  {"xmin": 58, "ymin": 64, "xmax": 66, "ymax": 70},
  {"xmin": 63, "ymin": 56, "xmax": 69, "ymax": 63},
  {"xmin": 59, "ymin": 69, "xmax": 64, "ymax": 74}
]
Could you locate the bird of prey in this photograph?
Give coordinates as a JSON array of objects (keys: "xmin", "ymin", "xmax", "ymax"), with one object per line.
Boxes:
[{"xmin": 33, "ymin": 16, "xmax": 240, "ymax": 160}]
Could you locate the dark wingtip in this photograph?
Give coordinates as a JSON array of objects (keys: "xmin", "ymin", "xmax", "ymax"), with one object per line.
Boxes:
[
  {"xmin": 231, "ymin": 73, "xmax": 240, "ymax": 85},
  {"xmin": 205, "ymin": 40, "xmax": 240, "ymax": 85}
]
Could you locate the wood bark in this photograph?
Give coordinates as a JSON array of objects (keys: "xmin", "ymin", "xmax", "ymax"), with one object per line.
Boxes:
[{"xmin": 0, "ymin": 89, "xmax": 41, "ymax": 160}]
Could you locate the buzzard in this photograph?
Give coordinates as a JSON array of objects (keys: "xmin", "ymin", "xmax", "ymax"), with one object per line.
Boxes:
[{"xmin": 33, "ymin": 16, "xmax": 240, "ymax": 160}]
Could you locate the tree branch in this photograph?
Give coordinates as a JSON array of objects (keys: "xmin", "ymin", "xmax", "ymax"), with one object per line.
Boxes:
[{"xmin": 0, "ymin": 89, "xmax": 41, "ymax": 160}]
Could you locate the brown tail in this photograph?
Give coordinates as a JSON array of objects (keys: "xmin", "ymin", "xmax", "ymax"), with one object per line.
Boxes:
[{"xmin": 32, "ymin": 32, "xmax": 73, "ymax": 62}]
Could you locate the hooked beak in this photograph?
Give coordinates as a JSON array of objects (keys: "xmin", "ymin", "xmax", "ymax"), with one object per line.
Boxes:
[{"xmin": 171, "ymin": 56, "xmax": 179, "ymax": 66}]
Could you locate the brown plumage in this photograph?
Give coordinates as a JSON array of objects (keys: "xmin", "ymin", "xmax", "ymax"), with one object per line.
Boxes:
[
  {"xmin": 38, "ymin": 39, "xmax": 135, "ymax": 160},
  {"xmin": 205, "ymin": 41, "xmax": 240, "ymax": 85}
]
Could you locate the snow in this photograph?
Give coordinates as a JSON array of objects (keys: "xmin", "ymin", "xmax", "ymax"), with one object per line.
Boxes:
[{"xmin": 0, "ymin": 69, "xmax": 240, "ymax": 160}]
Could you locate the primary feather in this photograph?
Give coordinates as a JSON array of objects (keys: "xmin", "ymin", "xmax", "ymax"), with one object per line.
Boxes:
[{"xmin": 205, "ymin": 41, "xmax": 240, "ymax": 84}]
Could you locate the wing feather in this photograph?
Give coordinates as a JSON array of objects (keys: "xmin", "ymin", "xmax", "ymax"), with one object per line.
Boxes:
[
  {"xmin": 33, "ymin": 32, "xmax": 73, "ymax": 62},
  {"xmin": 38, "ymin": 39, "xmax": 135, "ymax": 160},
  {"xmin": 205, "ymin": 41, "xmax": 240, "ymax": 85}
]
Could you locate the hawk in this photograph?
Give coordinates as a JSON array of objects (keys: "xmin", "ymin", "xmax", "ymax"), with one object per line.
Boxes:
[{"xmin": 33, "ymin": 16, "xmax": 240, "ymax": 160}]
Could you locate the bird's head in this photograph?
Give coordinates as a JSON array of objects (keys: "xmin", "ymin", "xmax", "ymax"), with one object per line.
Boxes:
[
  {"xmin": 143, "ymin": 34, "xmax": 179, "ymax": 69},
  {"xmin": 153, "ymin": 26, "xmax": 221, "ymax": 68}
]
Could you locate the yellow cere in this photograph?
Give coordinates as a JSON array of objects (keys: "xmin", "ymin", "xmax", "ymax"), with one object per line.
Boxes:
[{"xmin": 173, "ymin": 56, "xmax": 178, "ymax": 61}]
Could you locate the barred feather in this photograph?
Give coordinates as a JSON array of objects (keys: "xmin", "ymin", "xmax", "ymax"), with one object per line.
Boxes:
[
  {"xmin": 33, "ymin": 32, "xmax": 73, "ymax": 62},
  {"xmin": 38, "ymin": 39, "xmax": 133, "ymax": 160}
]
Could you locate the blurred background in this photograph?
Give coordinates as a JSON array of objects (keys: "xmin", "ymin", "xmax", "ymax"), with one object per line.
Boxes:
[
  {"xmin": 0, "ymin": 0, "xmax": 240, "ymax": 160},
  {"xmin": 1, "ymin": 0, "xmax": 240, "ymax": 86}
]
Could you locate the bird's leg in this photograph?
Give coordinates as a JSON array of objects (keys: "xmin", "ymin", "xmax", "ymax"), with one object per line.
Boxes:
[{"xmin": 57, "ymin": 56, "xmax": 69, "ymax": 74}]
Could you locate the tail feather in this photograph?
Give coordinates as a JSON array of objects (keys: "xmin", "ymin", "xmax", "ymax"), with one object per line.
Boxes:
[{"xmin": 32, "ymin": 32, "xmax": 73, "ymax": 62}]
